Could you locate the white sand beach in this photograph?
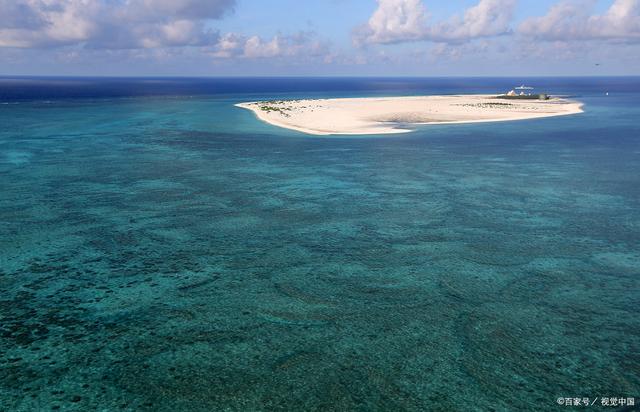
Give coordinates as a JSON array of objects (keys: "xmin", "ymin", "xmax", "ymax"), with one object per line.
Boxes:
[{"xmin": 236, "ymin": 94, "xmax": 584, "ymax": 135}]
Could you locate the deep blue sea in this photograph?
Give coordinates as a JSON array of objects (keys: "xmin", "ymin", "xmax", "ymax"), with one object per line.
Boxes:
[{"xmin": 1, "ymin": 77, "xmax": 639, "ymax": 411}]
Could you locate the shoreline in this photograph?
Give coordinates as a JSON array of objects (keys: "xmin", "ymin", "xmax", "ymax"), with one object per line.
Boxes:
[
  {"xmin": 236, "ymin": 95, "xmax": 584, "ymax": 135},
  {"xmin": 235, "ymin": 102, "xmax": 364, "ymax": 135}
]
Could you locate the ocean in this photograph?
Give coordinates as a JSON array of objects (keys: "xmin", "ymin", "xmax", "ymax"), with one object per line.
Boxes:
[{"xmin": 1, "ymin": 77, "xmax": 639, "ymax": 411}]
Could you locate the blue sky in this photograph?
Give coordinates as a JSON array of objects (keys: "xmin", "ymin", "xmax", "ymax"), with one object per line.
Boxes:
[{"xmin": 1, "ymin": 0, "xmax": 639, "ymax": 76}]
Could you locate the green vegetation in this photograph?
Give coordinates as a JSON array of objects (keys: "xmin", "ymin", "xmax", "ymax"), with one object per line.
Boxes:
[{"xmin": 258, "ymin": 102, "xmax": 293, "ymax": 117}]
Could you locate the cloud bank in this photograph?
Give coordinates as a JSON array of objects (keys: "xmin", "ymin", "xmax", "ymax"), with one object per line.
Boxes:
[
  {"xmin": 211, "ymin": 32, "xmax": 329, "ymax": 59},
  {"xmin": 0, "ymin": 0, "xmax": 638, "ymax": 75},
  {"xmin": 354, "ymin": 0, "xmax": 640, "ymax": 46},
  {"xmin": 0, "ymin": 0, "xmax": 330, "ymax": 66},
  {"xmin": 354, "ymin": 0, "xmax": 516, "ymax": 45},
  {"xmin": 0, "ymin": 0, "xmax": 235, "ymax": 48},
  {"xmin": 518, "ymin": 0, "xmax": 640, "ymax": 42}
]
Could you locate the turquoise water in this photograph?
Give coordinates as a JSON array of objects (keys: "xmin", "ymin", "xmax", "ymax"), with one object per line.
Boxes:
[{"xmin": 1, "ymin": 78, "xmax": 639, "ymax": 411}]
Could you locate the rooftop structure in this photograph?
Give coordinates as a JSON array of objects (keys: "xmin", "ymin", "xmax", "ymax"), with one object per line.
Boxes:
[{"xmin": 500, "ymin": 84, "xmax": 549, "ymax": 100}]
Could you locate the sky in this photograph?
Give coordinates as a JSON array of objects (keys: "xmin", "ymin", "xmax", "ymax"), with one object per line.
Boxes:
[{"xmin": 0, "ymin": 0, "xmax": 639, "ymax": 76}]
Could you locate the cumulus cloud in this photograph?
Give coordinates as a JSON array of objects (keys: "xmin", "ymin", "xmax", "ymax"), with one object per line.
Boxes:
[
  {"xmin": 210, "ymin": 33, "xmax": 244, "ymax": 58},
  {"xmin": 0, "ymin": 0, "xmax": 235, "ymax": 48},
  {"xmin": 243, "ymin": 36, "xmax": 282, "ymax": 58},
  {"xmin": 430, "ymin": 0, "xmax": 515, "ymax": 42},
  {"xmin": 519, "ymin": 0, "xmax": 640, "ymax": 42},
  {"xmin": 0, "ymin": 0, "xmax": 100, "ymax": 47},
  {"xmin": 354, "ymin": 0, "xmax": 516, "ymax": 45},
  {"xmin": 353, "ymin": 0, "xmax": 428, "ymax": 45},
  {"xmin": 210, "ymin": 31, "xmax": 330, "ymax": 60}
]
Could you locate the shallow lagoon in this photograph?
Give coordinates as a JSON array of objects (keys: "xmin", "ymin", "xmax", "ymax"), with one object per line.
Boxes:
[{"xmin": 1, "ymin": 78, "xmax": 639, "ymax": 411}]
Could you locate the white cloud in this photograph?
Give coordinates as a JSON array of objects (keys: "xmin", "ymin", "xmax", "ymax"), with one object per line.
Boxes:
[
  {"xmin": 0, "ymin": 0, "xmax": 101, "ymax": 47},
  {"xmin": 208, "ymin": 31, "xmax": 330, "ymax": 60},
  {"xmin": 0, "ymin": 0, "xmax": 333, "ymax": 66},
  {"xmin": 0, "ymin": 0, "xmax": 234, "ymax": 48},
  {"xmin": 243, "ymin": 35, "xmax": 282, "ymax": 58},
  {"xmin": 353, "ymin": 0, "xmax": 428, "ymax": 45},
  {"xmin": 210, "ymin": 33, "xmax": 244, "ymax": 58},
  {"xmin": 518, "ymin": 0, "xmax": 640, "ymax": 42},
  {"xmin": 430, "ymin": 0, "xmax": 515, "ymax": 42},
  {"xmin": 354, "ymin": 0, "xmax": 516, "ymax": 45}
]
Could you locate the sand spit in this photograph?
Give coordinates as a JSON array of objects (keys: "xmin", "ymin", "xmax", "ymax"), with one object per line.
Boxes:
[{"xmin": 236, "ymin": 94, "xmax": 584, "ymax": 135}]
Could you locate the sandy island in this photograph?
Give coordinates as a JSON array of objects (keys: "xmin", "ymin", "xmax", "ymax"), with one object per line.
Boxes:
[{"xmin": 236, "ymin": 94, "xmax": 583, "ymax": 135}]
